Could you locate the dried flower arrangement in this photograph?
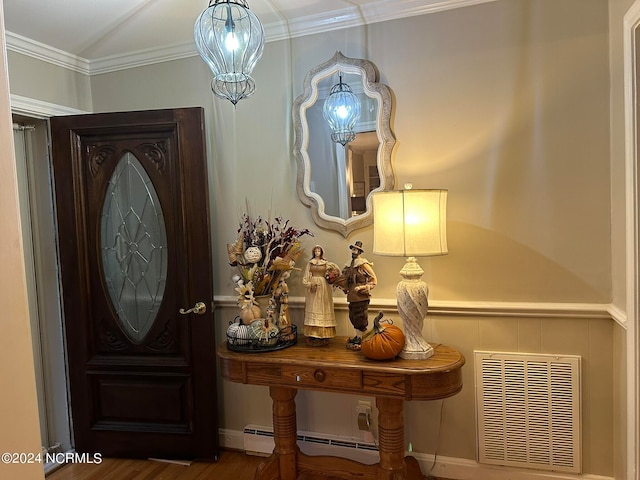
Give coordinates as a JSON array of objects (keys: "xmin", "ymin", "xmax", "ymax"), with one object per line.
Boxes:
[
  {"xmin": 225, "ymin": 213, "xmax": 312, "ymax": 351},
  {"xmin": 227, "ymin": 213, "xmax": 313, "ymax": 305}
]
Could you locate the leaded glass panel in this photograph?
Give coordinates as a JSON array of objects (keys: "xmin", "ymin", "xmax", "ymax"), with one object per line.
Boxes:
[{"xmin": 100, "ymin": 152, "xmax": 168, "ymax": 344}]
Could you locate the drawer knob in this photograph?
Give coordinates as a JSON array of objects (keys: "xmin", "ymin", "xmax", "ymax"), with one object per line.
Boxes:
[{"xmin": 314, "ymin": 369, "xmax": 326, "ymax": 382}]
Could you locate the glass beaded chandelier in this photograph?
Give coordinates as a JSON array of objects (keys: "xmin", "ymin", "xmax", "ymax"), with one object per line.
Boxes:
[{"xmin": 194, "ymin": 0, "xmax": 265, "ymax": 106}]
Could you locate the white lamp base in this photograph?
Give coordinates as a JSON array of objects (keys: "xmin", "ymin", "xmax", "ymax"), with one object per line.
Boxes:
[
  {"xmin": 396, "ymin": 257, "xmax": 434, "ymax": 361},
  {"xmin": 398, "ymin": 340, "xmax": 434, "ymax": 360}
]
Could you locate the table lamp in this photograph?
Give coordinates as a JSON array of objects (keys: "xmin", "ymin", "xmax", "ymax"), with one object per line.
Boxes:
[{"xmin": 372, "ymin": 186, "xmax": 448, "ymax": 360}]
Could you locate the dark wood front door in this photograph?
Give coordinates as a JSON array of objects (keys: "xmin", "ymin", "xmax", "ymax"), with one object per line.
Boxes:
[{"xmin": 50, "ymin": 108, "xmax": 218, "ymax": 460}]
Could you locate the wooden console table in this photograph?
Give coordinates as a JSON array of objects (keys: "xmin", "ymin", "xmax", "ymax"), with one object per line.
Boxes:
[{"xmin": 217, "ymin": 337, "xmax": 465, "ymax": 480}]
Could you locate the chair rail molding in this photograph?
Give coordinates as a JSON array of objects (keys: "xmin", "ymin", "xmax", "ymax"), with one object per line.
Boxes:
[{"xmin": 214, "ymin": 295, "xmax": 619, "ymax": 322}]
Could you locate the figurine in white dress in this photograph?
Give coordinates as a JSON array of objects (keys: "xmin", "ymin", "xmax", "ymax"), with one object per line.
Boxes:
[{"xmin": 302, "ymin": 245, "xmax": 337, "ymax": 346}]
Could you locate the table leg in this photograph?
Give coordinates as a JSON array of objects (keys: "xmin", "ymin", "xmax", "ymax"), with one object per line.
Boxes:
[
  {"xmin": 257, "ymin": 389, "xmax": 422, "ymax": 480},
  {"xmin": 270, "ymin": 386, "xmax": 298, "ymax": 480},
  {"xmin": 376, "ymin": 397, "xmax": 423, "ymax": 480}
]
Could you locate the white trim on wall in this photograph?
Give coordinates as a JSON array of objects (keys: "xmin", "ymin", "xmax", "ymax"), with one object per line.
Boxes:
[
  {"xmin": 215, "ymin": 295, "xmax": 618, "ymax": 321},
  {"xmin": 4, "ymin": 0, "xmax": 499, "ymax": 76},
  {"xmin": 10, "ymin": 94, "xmax": 90, "ymax": 118},
  {"xmin": 624, "ymin": 3, "xmax": 640, "ymax": 479},
  {"xmin": 218, "ymin": 427, "xmax": 613, "ymax": 480},
  {"xmin": 608, "ymin": 303, "xmax": 628, "ymax": 328},
  {"xmin": 5, "ymin": 32, "xmax": 90, "ymax": 75}
]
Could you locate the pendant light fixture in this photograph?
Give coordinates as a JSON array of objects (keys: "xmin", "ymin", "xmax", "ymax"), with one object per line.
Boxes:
[
  {"xmin": 194, "ymin": 0, "xmax": 265, "ymax": 106},
  {"xmin": 322, "ymin": 74, "xmax": 361, "ymax": 146}
]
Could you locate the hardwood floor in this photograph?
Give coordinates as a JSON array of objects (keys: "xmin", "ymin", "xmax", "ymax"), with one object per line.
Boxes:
[
  {"xmin": 46, "ymin": 449, "xmax": 447, "ymax": 479},
  {"xmin": 46, "ymin": 449, "xmax": 265, "ymax": 480}
]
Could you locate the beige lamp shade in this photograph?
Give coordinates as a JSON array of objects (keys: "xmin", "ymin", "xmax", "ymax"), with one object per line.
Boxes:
[{"xmin": 372, "ymin": 189, "xmax": 448, "ymax": 257}]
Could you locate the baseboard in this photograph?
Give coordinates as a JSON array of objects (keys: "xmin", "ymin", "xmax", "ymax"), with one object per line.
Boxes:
[
  {"xmin": 411, "ymin": 452, "xmax": 614, "ymax": 480},
  {"xmin": 241, "ymin": 424, "xmax": 379, "ymax": 464},
  {"xmin": 218, "ymin": 428, "xmax": 613, "ymax": 480},
  {"xmin": 220, "ymin": 428, "xmax": 245, "ymax": 451}
]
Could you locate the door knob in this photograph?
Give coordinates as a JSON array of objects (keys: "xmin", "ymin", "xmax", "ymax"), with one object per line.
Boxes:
[{"xmin": 179, "ymin": 301, "xmax": 207, "ymax": 315}]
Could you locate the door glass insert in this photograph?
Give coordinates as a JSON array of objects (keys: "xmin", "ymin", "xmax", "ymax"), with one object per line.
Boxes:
[{"xmin": 101, "ymin": 151, "xmax": 168, "ymax": 344}]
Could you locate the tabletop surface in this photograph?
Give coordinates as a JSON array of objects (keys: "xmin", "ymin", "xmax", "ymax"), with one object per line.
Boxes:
[{"xmin": 217, "ymin": 335, "xmax": 465, "ymax": 375}]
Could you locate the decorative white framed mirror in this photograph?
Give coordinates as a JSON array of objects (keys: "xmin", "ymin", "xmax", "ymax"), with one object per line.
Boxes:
[{"xmin": 293, "ymin": 51, "xmax": 396, "ymax": 237}]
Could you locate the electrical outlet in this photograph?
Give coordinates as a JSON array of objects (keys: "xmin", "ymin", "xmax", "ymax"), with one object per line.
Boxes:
[
  {"xmin": 356, "ymin": 401, "xmax": 372, "ymax": 432},
  {"xmin": 355, "ymin": 401, "xmax": 371, "ymax": 415}
]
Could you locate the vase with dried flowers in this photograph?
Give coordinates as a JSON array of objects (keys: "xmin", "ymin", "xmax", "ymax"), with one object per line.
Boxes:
[{"xmin": 226, "ymin": 213, "xmax": 312, "ymax": 349}]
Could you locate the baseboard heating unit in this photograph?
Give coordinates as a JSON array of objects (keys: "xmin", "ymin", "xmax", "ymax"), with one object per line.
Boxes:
[
  {"xmin": 474, "ymin": 351, "xmax": 581, "ymax": 474},
  {"xmin": 243, "ymin": 425, "xmax": 379, "ymax": 464}
]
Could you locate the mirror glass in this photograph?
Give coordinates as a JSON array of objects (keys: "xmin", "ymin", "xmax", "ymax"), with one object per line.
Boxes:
[{"xmin": 293, "ymin": 52, "xmax": 395, "ymax": 237}]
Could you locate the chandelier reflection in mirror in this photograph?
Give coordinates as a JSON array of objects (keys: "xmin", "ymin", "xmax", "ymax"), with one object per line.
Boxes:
[
  {"xmin": 194, "ymin": 0, "xmax": 265, "ymax": 106},
  {"xmin": 323, "ymin": 74, "xmax": 362, "ymax": 145}
]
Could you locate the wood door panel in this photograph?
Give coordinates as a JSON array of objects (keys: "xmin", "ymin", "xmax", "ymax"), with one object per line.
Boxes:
[
  {"xmin": 51, "ymin": 108, "xmax": 217, "ymax": 460},
  {"xmin": 92, "ymin": 373, "xmax": 192, "ymax": 427}
]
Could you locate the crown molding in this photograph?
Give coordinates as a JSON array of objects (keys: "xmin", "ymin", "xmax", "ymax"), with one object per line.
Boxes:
[
  {"xmin": 5, "ymin": 31, "xmax": 91, "ymax": 75},
  {"xmin": 88, "ymin": 42, "xmax": 198, "ymax": 75},
  {"xmin": 248, "ymin": 0, "xmax": 500, "ymax": 43},
  {"xmin": 4, "ymin": 0, "xmax": 497, "ymax": 76}
]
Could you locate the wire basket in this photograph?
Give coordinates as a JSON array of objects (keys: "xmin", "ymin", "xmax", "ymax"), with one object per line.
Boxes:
[{"xmin": 227, "ymin": 323, "xmax": 297, "ymax": 353}]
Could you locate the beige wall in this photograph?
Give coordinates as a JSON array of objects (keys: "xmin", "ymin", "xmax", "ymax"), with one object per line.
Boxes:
[
  {"xmin": 7, "ymin": 51, "xmax": 92, "ymax": 113},
  {"xmin": 7, "ymin": 0, "xmax": 623, "ymax": 477},
  {"xmin": 0, "ymin": 3, "xmax": 45, "ymax": 480},
  {"xmin": 90, "ymin": 0, "xmax": 612, "ymax": 305},
  {"xmin": 94, "ymin": 1, "xmax": 618, "ymax": 474}
]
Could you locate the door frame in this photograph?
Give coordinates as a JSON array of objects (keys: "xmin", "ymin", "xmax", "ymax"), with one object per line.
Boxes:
[
  {"xmin": 12, "ymin": 118, "xmax": 70, "ymax": 455},
  {"xmin": 11, "ymin": 97, "xmax": 88, "ymax": 470},
  {"xmin": 624, "ymin": 3, "xmax": 640, "ymax": 479}
]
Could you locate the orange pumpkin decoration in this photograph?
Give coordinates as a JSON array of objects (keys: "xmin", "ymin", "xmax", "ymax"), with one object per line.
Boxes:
[{"xmin": 361, "ymin": 312, "xmax": 405, "ymax": 360}]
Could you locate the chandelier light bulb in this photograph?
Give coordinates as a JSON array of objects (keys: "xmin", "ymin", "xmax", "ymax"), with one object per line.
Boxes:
[
  {"xmin": 225, "ymin": 31, "xmax": 239, "ymax": 52},
  {"xmin": 336, "ymin": 105, "xmax": 349, "ymax": 119}
]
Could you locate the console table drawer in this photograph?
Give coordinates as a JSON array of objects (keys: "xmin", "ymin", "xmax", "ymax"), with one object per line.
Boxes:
[{"xmin": 282, "ymin": 365, "xmax": 362, "ymax": 389}]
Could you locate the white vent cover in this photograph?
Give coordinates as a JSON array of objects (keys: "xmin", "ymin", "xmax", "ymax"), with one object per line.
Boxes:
[{"xmin": 474, "ymin": 351, "xmax": 581, "ymax": 473}]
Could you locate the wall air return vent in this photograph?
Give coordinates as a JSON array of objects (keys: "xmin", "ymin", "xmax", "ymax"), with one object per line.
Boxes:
[{"xmin": 474, "ymin": 351, "xmax": 581, "ymax": 473}]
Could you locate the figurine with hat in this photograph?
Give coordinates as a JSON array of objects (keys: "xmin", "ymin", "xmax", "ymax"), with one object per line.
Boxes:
[{"xmin": 335, "ymin": 240, "xmax": 377, "ymax": 350}]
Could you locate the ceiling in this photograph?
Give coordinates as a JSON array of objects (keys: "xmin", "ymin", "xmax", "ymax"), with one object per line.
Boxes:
[{"xmin": 2, "ymin": 0, "xmax": 491, "ymax": 74}]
